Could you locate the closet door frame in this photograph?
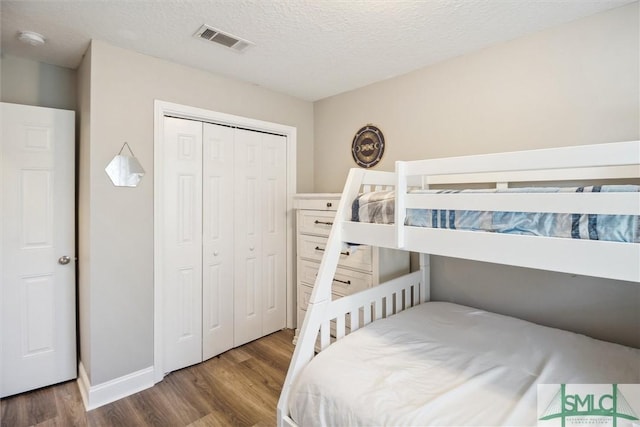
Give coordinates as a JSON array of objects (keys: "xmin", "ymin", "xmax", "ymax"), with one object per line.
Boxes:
[{"xmin": 153, "ymin": 100, "xmax": 296, "ymax": 383}]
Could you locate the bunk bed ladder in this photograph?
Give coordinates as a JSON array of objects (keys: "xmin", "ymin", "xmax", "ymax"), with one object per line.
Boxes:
[{"xmin": 277, "ymin": 170, "xmax": 364, "ymax": 426}]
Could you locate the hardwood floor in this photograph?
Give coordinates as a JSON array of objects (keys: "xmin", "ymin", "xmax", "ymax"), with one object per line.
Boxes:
[{"xmin": 0, "ymin": 329, "xmax": 295, "ymax": 427}]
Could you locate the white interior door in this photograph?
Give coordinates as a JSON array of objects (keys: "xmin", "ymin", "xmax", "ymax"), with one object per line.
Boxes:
[
  {"xmin": 162, "ymin": 117, "xmax": 203, "ymax": 373},
  {"xmin": 202, "ymin": 123, "xmax": 234, "ymax": 360},
  {"xmin": 1, "ymin": 102, "xmax": 76, "ymax": 398}
]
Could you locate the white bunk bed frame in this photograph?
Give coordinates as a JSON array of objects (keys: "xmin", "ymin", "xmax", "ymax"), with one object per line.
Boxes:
[{"xmin": 277, "ymin": 141, "xmax": 640, "ymax": 427}]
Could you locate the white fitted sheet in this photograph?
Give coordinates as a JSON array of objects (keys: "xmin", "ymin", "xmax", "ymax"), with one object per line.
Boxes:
[{"xmin": 289, "ymin": 302, "xmax": 640, "ymax": 426}]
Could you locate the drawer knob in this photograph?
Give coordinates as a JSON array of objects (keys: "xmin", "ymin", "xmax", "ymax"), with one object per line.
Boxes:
[{"xmin": 326, "ymin": 202, "xmax": 332, "ymax": 207}]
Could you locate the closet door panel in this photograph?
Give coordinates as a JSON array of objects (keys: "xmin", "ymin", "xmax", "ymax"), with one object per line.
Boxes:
[
  {"xmin": 162, "ymin": 117, "xmax": 203, "ymax": 373},
  {"xmin": 234, "ymin": 129, "xmax": 263, "ymax": 346},
  {"xmin": 202, "ymin": 123, "xmax": 234, "ymax": 360},
  {"xmin": 261, "ymin": 134, "xmax": 287, "ymax": 335}
]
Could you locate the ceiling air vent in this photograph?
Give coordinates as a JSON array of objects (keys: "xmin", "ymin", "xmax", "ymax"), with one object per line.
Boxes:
[{"xmin": 194, "ymin": 25, "xmax": 254, "ymax": 53}]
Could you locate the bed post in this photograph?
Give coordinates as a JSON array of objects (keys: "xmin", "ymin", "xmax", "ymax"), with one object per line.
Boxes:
[
  {"xmin": 395, "ymin": 161, "xmax": 407, "ymax": 248},
  {"xmin": 419, "ymin": 253, "xmax": 430, "ymax": 303}
]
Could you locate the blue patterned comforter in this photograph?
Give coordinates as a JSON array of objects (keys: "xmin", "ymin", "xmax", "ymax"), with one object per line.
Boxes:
[{"xmin": 352, "ymin": 185, "xmax": 640, "ymax": 243}]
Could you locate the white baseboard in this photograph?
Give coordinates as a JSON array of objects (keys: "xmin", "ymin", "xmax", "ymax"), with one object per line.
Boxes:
[{"xmin": 77, "ymin": 361, "xmax": 154, "ymax": 411}]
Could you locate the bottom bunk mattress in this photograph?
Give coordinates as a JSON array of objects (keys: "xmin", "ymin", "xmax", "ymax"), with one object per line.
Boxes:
[{"xmin": 288, "ymin": 302, "xmax": 639, "ymax": 426}]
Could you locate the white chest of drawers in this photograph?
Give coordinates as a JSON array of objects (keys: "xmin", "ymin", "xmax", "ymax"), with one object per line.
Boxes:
[{"xmin": 294, "ymin": 193, "xmax": 411, "ymax": 341}]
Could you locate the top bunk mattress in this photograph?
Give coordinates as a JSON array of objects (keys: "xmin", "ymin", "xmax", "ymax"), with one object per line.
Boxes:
[
  {"xmin": 352, "ymin": 185, "xmax": 640, "ymax": 243},
  {"xmin": 288, "ymin": 302, "xmax": 640, "ymax": 427}
]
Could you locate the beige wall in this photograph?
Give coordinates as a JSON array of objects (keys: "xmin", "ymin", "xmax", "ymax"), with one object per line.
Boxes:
[
  {"xmin": 315, "ymin": 2, "xmax": 639, "ymax": 192},
  {"xmin": 1, "ymin": 53, "xmax": 77, "ymax": 111},
  {"xmin": 314, "ymin": 3, "xmax": 640, "ymax": 347},
  {"xmin": 80, "ymin": 40, "xmax": 314, "ymax": 384}
]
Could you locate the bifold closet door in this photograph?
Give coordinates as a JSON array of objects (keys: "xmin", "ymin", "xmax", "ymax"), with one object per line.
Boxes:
[
  {"xmin": 233, "ymin": 129, "xmax": 287, "ymax": 347},
  {"xmin": 163, "ymin": 118, "xmax": 235, "ymax": 372},
  {"xmin": 162, "ymin": 117, "xmax": 287, "ymax": 374},
  {"xmin": 258, "ymin": 132, "xmax": 287, "ymax": 339},
  {"xmin": 162, "ymin": 117, "xmax": 204, "ymax": 374},
  {"xmin": 202, "ymin": 123, "xmax": 234, "ymax": 360}
]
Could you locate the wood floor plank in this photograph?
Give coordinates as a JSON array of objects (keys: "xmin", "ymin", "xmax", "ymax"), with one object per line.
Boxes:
[
  {"xmin": 52, "ymin": 381, "xmax": 89, "ymax": 426},
  {"xmin": 217, "ymin": 358, "xmax": 279, "ymax": 419},
  {"xmin": 0, "ymin": 386, "xmax": 57, "ymax": 427},
  {"xmin": 0, "ymin": 393, "xmax": 29, "ymax": 427},
  {"xmin": 0, "ymin": 329, "xmax": 295, "ymax": 427},
  {"xmin": 244, "ymin": 338, "xmax": 294, "ymax": 373},
  {"xmin": 158, "ymin": 372, "xmax": 213, "ymax": 424},
  {"xmin": 186, "ymin": 410, "xmax": 237, "ymax": 427},
  {"xmin": 127, "ymin": 384, "xmax": 192, "ymax": 427},
  {"xmin": 26, "ymin": 387, "xmax": 58, "ymax": 426},
  {"xmin": 224, "ymin": 346, "xmax": 252, "ymax": 364},
  {"xmin": 87, "ymin": 397, "xmax": 147, "ymax": 427},
  {"xmin": 241, "ymin": 356, "xmax": 287, "ymax": 400},
  {"xmin": 197, "ymin": 356, "xmax": 261, "ymax": 426}
]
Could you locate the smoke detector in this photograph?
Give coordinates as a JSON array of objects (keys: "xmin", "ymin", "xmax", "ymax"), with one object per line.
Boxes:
[
  {"xmin": 18, "ymin": 31, "xmax": 46, "ymax": 46},
  {"xmin": 193, "ymin": 25, "xmax": 253, "ymax": 53}
]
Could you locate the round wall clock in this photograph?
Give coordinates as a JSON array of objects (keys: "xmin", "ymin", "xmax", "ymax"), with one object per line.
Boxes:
[{"xmin": 351, "ymin": 125, "xmax": 385, "ymax": 168}]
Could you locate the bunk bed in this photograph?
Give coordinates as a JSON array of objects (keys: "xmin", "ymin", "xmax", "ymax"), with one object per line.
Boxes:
[{"xmin": 277, "ymin": 141, "xmax": 640, "ymax": 427}]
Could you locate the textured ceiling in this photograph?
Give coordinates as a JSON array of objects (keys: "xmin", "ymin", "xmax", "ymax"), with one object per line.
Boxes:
[{"xmin": 0, "ymin": 0, "xmax": 634, "ymax": 101}]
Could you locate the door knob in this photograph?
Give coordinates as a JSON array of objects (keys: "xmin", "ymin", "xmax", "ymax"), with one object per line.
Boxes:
[{"xmin": 58, "ymin": 256, "xmax": 71, "ymax": 265}]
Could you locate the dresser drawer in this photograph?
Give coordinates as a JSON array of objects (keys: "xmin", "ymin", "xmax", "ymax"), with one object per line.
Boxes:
[
  {"xmin": 331, "ymin": 267, "xmax": 372, "ymax": 296},
  {"xmin": 298, "ymin": 234, "xmax": 372, "ymax": 272},
  {"xmin": 298, "ymin": 260, "xmax": 372, "ymax": 297},
  {"xmin": 294, "ymin": 197, "xmax": 339, "ymax": 211},
  {"xmin": 297, "ymin": 210, "xmax": 336, "ymax": 237}
]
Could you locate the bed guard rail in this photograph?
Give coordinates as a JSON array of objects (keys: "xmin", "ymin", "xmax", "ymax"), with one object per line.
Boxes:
[{"xmin": 336, "ymin": 142, "xmax": 638, "ymax": 281}]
